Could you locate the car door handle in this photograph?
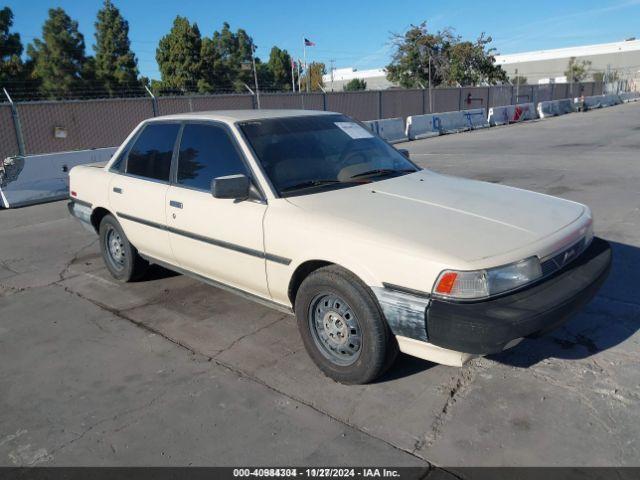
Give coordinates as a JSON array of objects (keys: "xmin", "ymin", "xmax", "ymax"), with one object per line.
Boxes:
[
  {"xmin": 113, "ymin": 187, "xmax": 123, "ymax": 194},
  {"xmin": 169, "ymin": 200, "xmax": 183, "ymax": 209}
]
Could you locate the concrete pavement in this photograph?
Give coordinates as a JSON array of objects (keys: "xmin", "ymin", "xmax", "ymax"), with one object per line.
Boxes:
[{"xmin": 1, "ymin": 102, "xmax": 639, "ymax": 468}]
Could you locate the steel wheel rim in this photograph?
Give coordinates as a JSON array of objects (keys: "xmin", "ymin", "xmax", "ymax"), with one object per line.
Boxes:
[
  {"xmin": 308, "ymin": 293, "xmax": 362, "ymax": 366},
  {"xmin": 105, "ymin": 226, "xmax": 125, "ymax": 271}
]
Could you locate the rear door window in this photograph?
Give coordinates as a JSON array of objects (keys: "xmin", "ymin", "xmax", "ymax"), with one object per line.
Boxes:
[
  {"xmin": 176, "ymin": 123, "xmax": 249, "ymax": 191},
  {"xmin": 126, "ymin": 123, "xmax": 180, "ymax": 182}
]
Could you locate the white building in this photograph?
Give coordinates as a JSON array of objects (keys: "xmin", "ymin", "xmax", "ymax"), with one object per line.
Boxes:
[
  {"xmin": 495, "ymin": 38, "xmax": 640, "ymax": 84},
  {"xmin": 322, "ymin": 67, "xmax": 395, "ymax": 91}
]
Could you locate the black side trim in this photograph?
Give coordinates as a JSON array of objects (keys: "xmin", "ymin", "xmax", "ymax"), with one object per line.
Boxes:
[
  {"xmin": 139, "ymin": 253, "xmax": 294, "ymax": 315},
  {"xmin": 117, "ymin": 212, "xmax": 164, "ymax": 230},
  {"xmin": 382, "ymin": 282, "xmax": 431, "ymax": 298},
  {"xmin": 116, "ymin": 211, "xmax": 292, "ymax": 265},
  {"xmin": 70, "ymin": 197, "xmax": 92, "ymax": 208}
]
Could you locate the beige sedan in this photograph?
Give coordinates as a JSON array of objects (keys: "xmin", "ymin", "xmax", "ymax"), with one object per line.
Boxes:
[{"xmin": 69, "ymin": 110, "xmax": 611, "ymax": 384}]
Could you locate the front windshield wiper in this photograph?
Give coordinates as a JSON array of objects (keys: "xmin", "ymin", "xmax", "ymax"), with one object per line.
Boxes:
[
  {"xmin": 349, "ymin": 168, "xmax": 417, "ymax": 179},
  {"xmin": 280, "ymin": 179, "xmax": 344, "ymax": 193}
]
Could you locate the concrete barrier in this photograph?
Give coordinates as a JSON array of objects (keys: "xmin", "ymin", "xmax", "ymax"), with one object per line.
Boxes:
[
  {"xmin": 537, "ymin": 98, "xmax": 576, "ymax": 119},
  {"xmin": 435, "ymin": 111, "xmax": 470, "ymax": 134},
  {"xmin": 619, "ymin": 91, "xmax": 640, "ymax": 103},
  {"xmin": 579, "ymin": 94, "xmax": 622, "ymax": 110},
  {"xmin": 363, "ymin": 117, "xmax": 408, "ymax": 144},
  {"xmin": 406, "ymin": 108, "xmax": 489, "ymax": 139},
  {"xmin": 463, "ymin": 108, "xmax": 490, "ymax": 129},
  {"xmin": 0, "ymin": 147, "xmax": 116, "ymax": 208},
  {"xmin": 405, "ymin": 114, "xmax": 440, "ymax": 140},
  {"xmin": 488, "ymin": 103, "xmax": 537, "ymax": 126}
]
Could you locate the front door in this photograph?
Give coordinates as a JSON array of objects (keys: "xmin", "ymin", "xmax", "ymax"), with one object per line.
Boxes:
[{"xmin": 166, "ymin": 122, "xmax": 269, "ymax": 298}]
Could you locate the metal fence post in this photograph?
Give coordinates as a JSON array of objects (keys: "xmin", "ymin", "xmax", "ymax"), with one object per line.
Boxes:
[
  {"xmin": 378, "ymin": 91, "xmax": 383, "ymax": 119},
  {"xmin": 144, "ymin": 85, "xmax": 158, "ymax": 117},
  {"xmin": 3, "ymin": 88, "xmax": 25, "ymax": 156},
  {"xmin": 322, "ymin": 92, "xmax": 327, "ymax": 111}
]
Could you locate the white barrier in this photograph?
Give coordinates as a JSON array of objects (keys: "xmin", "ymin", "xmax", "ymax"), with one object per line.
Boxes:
[
  {"xmin": 487, "ymin": 103, "xmax": 537, "ymax": 126},
  {"xmin": 0, "ymin": 147, "xmax": 116, "ymax": 208},
  {"xmin": 463, "ymin": 108, "xmax": 490, "ymax": 129},
  {"xmin": 406, "ymin": 108, "xmax": 489, "ymax": 139},
  {"xmin": 579, "ymin": 94, "xmax": 622, "ymax": 110},
  {"xmin": 405, "ymin": 114, "xmax": 440, "ymax": 140},
  {"xmin": 537, "ymin": 99, "xmax": 576, "ymax": 119},
  {"xmin": 435, "ymin": 110, "xmax": 469, "ymax": 134},
  {"xmin": 363, "ymin": 117, "xmax": 408, "ymax": 144},
  {"xmin": 619, "ymin": 91, "xmax": 640, "ymax": 103}
]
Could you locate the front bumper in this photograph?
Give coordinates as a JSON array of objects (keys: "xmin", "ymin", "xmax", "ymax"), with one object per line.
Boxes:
[{"xmin": 426, "ymin": 237, "xmax": 612, "ymax": 355}]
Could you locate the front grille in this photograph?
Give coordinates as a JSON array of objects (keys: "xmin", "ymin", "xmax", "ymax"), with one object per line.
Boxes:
[{"xmin": 540, "ymin": 236, "xmax": 589, "ymax": 277}]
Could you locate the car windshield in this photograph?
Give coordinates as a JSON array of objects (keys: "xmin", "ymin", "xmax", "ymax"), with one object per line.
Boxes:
[{"xmin": 238, "ymin": 114, "xmax": 419, "ymax": 197}]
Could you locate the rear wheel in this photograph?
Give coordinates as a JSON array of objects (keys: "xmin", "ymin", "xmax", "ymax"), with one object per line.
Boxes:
[
  {"xmin": 294, "ymin": 265, "xmax": 398, "ymax": 384},
  {"xmin": 99, "ymin": 214, "xmax": 148, "ymax": 282}
]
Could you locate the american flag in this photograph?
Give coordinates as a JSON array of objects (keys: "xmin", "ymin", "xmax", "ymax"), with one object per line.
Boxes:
[{"xmin": 304, "ymin": 38, "xmax": 315, "ymax": 47}]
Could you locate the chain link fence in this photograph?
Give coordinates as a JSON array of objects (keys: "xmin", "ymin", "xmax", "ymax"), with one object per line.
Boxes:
[{"xmin": 1, "ymin": 82, "xmax": 604, "ymax": 158}]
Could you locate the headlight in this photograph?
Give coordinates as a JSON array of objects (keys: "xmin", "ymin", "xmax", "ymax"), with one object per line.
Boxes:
[{"xmin": 433, "ymin": 256, "xmax": 542, "ymax": 300}]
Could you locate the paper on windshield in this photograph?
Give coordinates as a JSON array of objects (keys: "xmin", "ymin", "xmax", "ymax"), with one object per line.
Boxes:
[{"xmin": 334, "ymin": 122, "xmax": 374, "ymax": 139}]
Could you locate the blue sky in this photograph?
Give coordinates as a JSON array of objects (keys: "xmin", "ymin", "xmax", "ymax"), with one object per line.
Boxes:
[{"xmin": 6, "ymin": 0, "xmax": 640, "ymax": 79}]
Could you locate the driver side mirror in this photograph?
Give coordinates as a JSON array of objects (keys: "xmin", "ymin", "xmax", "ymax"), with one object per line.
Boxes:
[
  {"xmin": 397, "ymin": 148, "xmax": 410, "ymax": 159},
  {"xmin": 211, "ymin": 174, "xmax": 250, "ymax": 200}
]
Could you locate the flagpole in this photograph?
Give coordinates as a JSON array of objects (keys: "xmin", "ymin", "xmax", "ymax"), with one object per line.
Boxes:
[
  {"xmin": 298, "ymin": 59, "xmax": 302, "ymax": 92},
  {"xmin": 291, "ymin": 58, "xmax": 296, "ymax": 92},
  {"xmin": 303, "ymin": 37, "xmax": 308, "ymax": 93}
]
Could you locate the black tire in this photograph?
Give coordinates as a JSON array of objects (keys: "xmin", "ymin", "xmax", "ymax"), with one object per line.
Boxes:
[
  {"xmin": 99, "ymin": 214, "xmax": 148, "ymax": 282},
  {"xmin": 294, "ymin": 265, "xmax": 398, "ymax": 384}
]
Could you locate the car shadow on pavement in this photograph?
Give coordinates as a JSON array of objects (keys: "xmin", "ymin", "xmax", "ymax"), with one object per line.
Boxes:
[
  {"xmin": 490, "ymin": 239, "xmax": 640, "ymax": 368},
  {"xmin": 375, "ymin": 353, "xmax": 436, "ymax": 383},
  {"xmin": 140, "ymin": 264, "xmax": 180, "ymax": 281}
]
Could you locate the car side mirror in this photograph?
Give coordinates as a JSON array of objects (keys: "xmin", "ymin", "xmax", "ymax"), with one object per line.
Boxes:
[
  {"xmin": 211, "ymin": 174, "xmax": 250, "ymax": 200},
  {"xmin": 397, "ymin": 148, "xmax": 410, "ymax": 159}
]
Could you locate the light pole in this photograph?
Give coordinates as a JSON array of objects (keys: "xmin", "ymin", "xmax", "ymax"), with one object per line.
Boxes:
[
  {"xmin": 251, "ymin": 43, "xmax": 261, "ymax": 109},
  {"xmin": 428, "ymin": 55, "xmax": 432, "ymax": 112}
]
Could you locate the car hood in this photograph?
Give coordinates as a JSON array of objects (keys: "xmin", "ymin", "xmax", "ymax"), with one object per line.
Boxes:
[{"xmin": 284, "ymin": 170, "xmax": 586, "ymax": 265}]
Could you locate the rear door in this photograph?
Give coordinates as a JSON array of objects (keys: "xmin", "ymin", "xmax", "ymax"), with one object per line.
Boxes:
[
  {"xmin": 109, "ymin": 122, "xmax": 180, "ymax": 263},
  {"xmin": 166, "ymin": 121, "xmax": 269, "ymax": 298}
]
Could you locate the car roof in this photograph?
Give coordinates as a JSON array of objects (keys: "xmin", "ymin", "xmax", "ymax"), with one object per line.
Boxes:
[{"xmin": 150, "ymin": 109, "xmax": 339, "ymax": 123}]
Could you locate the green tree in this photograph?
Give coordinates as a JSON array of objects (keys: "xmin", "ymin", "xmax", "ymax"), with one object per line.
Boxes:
[
  {"xmin": 592, "ymin": 70, "xmax": 619, "ymax": 83},
  {"xmin": 267, "ymin": 46, "xmax": 292, "ymax": 91},
  {"xmin": 299, "ymin": 61, "xmax": 325, "ymax": 92},
  {"xmin": 0, "ymin": 7, "xmax": 25, "ymax": 85},
  {"xmin": 510, "ymin": 75, "xmax": 528, "ymax": 85},
  {"xmin": 386, "ymin": 22, "xmax": 506, "ymax": 88},
  {"xmin": 156, "ymin": 16, "xmax": 202, "ymax": 92},
  {"xmin": 200, "ymin": 22, "xmax": 255, "ymax": 92},
  {"xmin": 564, "ymin": 57, "xmax": 591, "ymax": 83},
  {"xmin": 27, "ymin": 8, "xmax": 88, "ymax": 97},
  {"xmin": 448, "ymin": 33, "xmax": 506, "ymax": 86},
  {"xmin": 94, "ymin": 0, "xmax": 138, "ymax": 95},
  {"xmin": 344, "ymin": 78, "xmax": 367, "ymax": 91}
]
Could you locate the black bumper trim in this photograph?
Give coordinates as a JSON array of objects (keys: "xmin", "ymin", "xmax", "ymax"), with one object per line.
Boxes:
[{"xmin": 426, "ymin": 237, "xmax": 612, "ymax": 355}]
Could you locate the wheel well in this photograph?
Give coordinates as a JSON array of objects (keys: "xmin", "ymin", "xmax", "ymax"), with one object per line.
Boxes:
[
  {"xmin": 90, "ymin": 207, "xmax": 111, "ymax": 233},
  {"xmin": 288, "ymin": 260, "xmax": 333, "ymax": 306}
]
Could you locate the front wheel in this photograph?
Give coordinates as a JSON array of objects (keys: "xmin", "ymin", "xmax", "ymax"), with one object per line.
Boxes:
[
  {"xmin": 99, "ymin": 214, "xmax": 148, "ymax": 282},
  {"xmin": 294, "ymin": 265, "xmax": 398, "ymax": 384}
]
